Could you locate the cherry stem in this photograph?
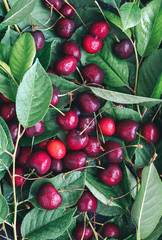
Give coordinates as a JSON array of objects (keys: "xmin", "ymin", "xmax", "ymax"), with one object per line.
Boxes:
[
  {"xmin": 5, "ymin": 149, "xmax": 13, "ymax": 158},
  {"xmin": 76, "ymin": 67, "xmax": 85, "ymax": 83},
  {"xmin": 141, "ymin": 107, "xmax": 148, "ymax": 119},
  {"xmin": 50, "ymin": 104, "xmax": 65, "ymax": 116},
  {"xmin": 94, "ymin": 112, "xmax": 104, "ymax": 151},
  {"xmin": 66, "ymin": 229, "xmax": 72, "ymax": 240},
  {"xmin": 86, "ymin": 213, "xmax": 99, "ymax": 240},
  {"xmin": 125, "ymin": 84, "xmax": 135, "ymax": 94},
  {"xmin": 58, "ymin": 188, "xmax": 87, "ymax": 192},
  {"xmin": 151, "ymin": 103, "xmax": 162, "ymax": 122},
  {"xmin": 45, "ymin": 0, "xmax": 65, "ymax": 18},
  {"xmin": 136, "ymin": 132, "xmax": 156, "ymax": 156}
]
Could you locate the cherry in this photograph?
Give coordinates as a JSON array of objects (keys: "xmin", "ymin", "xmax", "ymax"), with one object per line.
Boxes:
[
  {"xmin": 78, "ymin": 92, "xmax": 100, "ymax": 114},
  {"xmin": 82, "ymin": 34, "xmax": 102, "ymax": 54},
  {"xmin": 116, "ymin": 119, "xmax": 139, "ymax": 142},
  {"xmin": 78, "ymin": 115, "xmax": 95, "ymax": 134},
  {"xmin": 50, "ymin": 86, "xmax": 60, "ymax": 107},
  {"xmin": 89, "ymin": 21, "xmax": 109, "ymax": 39},
  {"xmin": 62, "ymin": 41, "xmax": 81, "ymax": 61},
  {"xmin": 137, "ymin": 168, "xmax": 143, "ymax": 180},
  {"xmin": 50, "ymin": 159, "xmax": 63, "ymax": 173},
  {"xmin": 28, "ymin": 151, "xmax": 51, "ymax": 175},
  {"xmin": 56, "ymin": 110, "xmax": 78, "ymax": 131},
  {"xmin": 38, "ymin": 139, "xmax": 50, "ymax": 150},
  {"xmin": 36, "ymin": 183, "xmax": 62, "ymax": 210},
  {"xmin": 44, "ymin": 0, "xmax": 62, "ymax": 10},
  {"xmin": 66, "ymin": 129, "xmax": 89, "ymax": 150},
  {"xmin": 71, "ymin": 105, "xmax": 81, "ymax": 116},
  {"xmin": 25, "ymin": 121, "xmax": 44, "ymax": 138},
  {"xmin": 8, "ymin": 121, "xmax": 19, "ymax": 142},
  {"xmin": 99, "ymin": 164, "xmax": 123, "ymax": 186},
  {"xmin": 81, "ymin": 64, "xmax": 104, "ymax": 85},
  {"xmin": 83, "ymin": 135, "xmax": 101, "ymax": 156},
  {"xmin": 47, "ymin": 139, "xmax": 66, "ymax": 159},
  {"xmin": 113, "ymin": 39, "xmax": 133, "ymax": 59},
  {"xmin": 77, "ymin": 191, "xmax": 97, "ymax": 213},
  {"xmin": 63, "ymin": 151, "xmax": 87, "ymax": 171},
  {"xmin": 60, "ymin": 3, "xmax": 75, "ymax": 18},
  {"xmin": 55, "ymin": 56, "xmax": 77, "ymax": 75},
  {"xmin": 7, "ymin": 167, "xmax": 25, "ymax": 187},
  {"xmin": 98, "ymin": 117, "xmax": 115, "ymax": 136},
  {"xmin": 0, "ymin": 93, "xmax": 12, "ymax": 102},
  {"xmin": 14, "ymin": 143, "xmax": 20, "ymax": 159},
  {"xmin": 17, "ymin": 147, "xmax": 31, "ymax": 167},
  {"xmin": 141, "ymin": 122, "xmax": 160, "ymax": 144},
  {"xmin": 0, "ymin": 102, "xmax": 16, "ymax": 121},
  {"xmin": 46, "ymin": 67, "xmax": 58, "ymax": 75},
  {"xmin": 102, "ymin": 223, "xmax": 120, "ymax": 239},
  {"xmin": 30, "ymin": 30, "xmax": 45, "ymax": 52},
  {"xmin": 104, "ymin": 141, "xmax": 124, "ymax": 163},
  {"xmin": 73, "ymin": 222, "xmax": 93, "ymax": 240},
  {"xmin": 56, "ymin": 18, "xmax": 75, "ymax": 39}
]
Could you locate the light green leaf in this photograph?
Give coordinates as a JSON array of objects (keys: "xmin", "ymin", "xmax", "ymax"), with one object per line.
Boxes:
[
  {"xmin": 0, "ymin": 123, "xmax": 8, "ymax": 155},
  {"xmin": 0, "ymin": 194, "xmax": 9, "ymax": 223},
  {"xmin": 145, "ymin": 218, "xmax": 162, "ymax": 240},
  {"xmin": 0, "ymin": 71, "xmax": 16, "ymax": 101}
]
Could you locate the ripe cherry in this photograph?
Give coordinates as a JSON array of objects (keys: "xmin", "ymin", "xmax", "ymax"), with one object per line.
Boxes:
[
  {"xmin": 8, "ymin": 121, "xmax": 19, "ymax": 142},
  {"xmin": 66, "ymin": 129, "xmax": 89, "ymax": 150},
  {"xmin": 7, "ymin": 167, "xmax": 25, "ymax": 187},
  {"xmin": 89, "ymin": 21, "xmax": 109, "ymax": 39},
  {"xmin": 25, "ymin": 121, "xmax": 44, "ymax": 138},
  {"xmin": 55, "ymin": 56, "xmax": 77, "ymax": 75},
  {"xmin": 104, "ymin": 140, "xmax": 124, "ymax": 163},
  {"xmin": 38, "ymin": 139, "xmax": 50, "ymax": 150},
  {"xmin": 99, "ymin": 164, "xmax": 123, "ymax": 186},
  {"xmin": 78, "ymin": 115, "xmax": 95, "ymax": 134},
  {"xmin": 83, "ymin": 135, "xmax": 101, "ymax": 156},
  {"xmin": 102, "ymin": 223, "xmax": 120, "ymax": 239},
  {"xmin": 50, "ymin": 159, "xmax": 63, "ymax": 173},
  {"xmin": 73, "ymin": 222, "xmax": 93, "ymax": 240},
  {"xmin": 81, "ymin": 64, "xmax": 104, "ymax": 85},
  {"xmin": 98, "ymin": 117, "xmax": 115, "ymax": 136},
  {"xmin": 50, "ymin": 86, "xmax": 60, "ymax": 107},
  {"xmin": 113, "ymin": 39, "xmax": 133, "ymax": 59},
  {"xmin": 62, "ymin": 41, "xmax": 81, "ymax": 61},
  {"xmin": 56, "ymin": 18, "xmax": 75, "ymax": 39},
  {"xmin": 60, "ymin": 3, "xmax": 75, "ymax": 18},
  {"xmin": 44, "ymin": 0, "xmax": 62, "ymax": 10},
  {"xmin": 30, "ymin": 30, "xmax": 45, "ymax": 52},
  {"xmin": 17, "ymin": 147, "xmax": 31, "ymax": 167},
  {"xmin": 36, "ymin": 183, "xmax": 62, "ymax": 210},
  {"xmin": 63, "ymin": 151, "xmax": 87, "ymax": 171},
  {"xmin": 82, "ymin": 34, "xmax": 102, "ymax": 54},
  {"xmin": 0, "ymin": 93, "xmax": 12, "ymax": 102},
  {"xmin": 116, "ymin": 119, "xmax": 139, "ymax": 142},
  {"xmin": 78, "ymin": 92, "xmax": 100, "ymax": 114},
  {"xmin": 47, "ymin": 139, "xmax": 66, "ymax": 159},
  {"xmin": 71, "ymin": 105, "xmax": 81, "ymax": 117},
  {"xmin": 77, "ymin": 191, "xmax": 97, "ymax": 213},
  {"xmin": 141, "ymin": 122, "xmax": 160, "ymax": 144},
  {"xmin": 46, "ymin": 67, "xmax": 58, "ymax": 75},
  {"xmin": 0, "ymin": 102, "xmax": 16, "ymax": 121},
  {"xmin": 57, "ymin": 110, "xmax": 78, "ymax": 131}
]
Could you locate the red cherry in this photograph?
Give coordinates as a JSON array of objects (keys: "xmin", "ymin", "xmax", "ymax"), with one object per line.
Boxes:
[
  {"xmin": 116, "ymin": 119, "xmax": 139, "ymax": 142},
  {"xmin": 0, "ymin": 102, "xmax": 16, "ymax": 121},
  {"xmin": 25, "ymin": 121, "xmax": 44, "ymax": 138},
  {"xmin": 141, "ymin": 122, "xmax": 160, "ymax": 144},
  {"xmin": 78, "ymin": 92, "xmax": 100, "ymax": 114},
  {"xmin": 50, "ymin": 159, "xmax": 63, "ymax": 173},
  {"xmin": 7, "ymin": 167, "xmax": 25, "ymax": 187},
  {"xmin": 44, "ymin": 0, "xmax": 62, "ymax": 10},
  {"xmin": 46, "ymin": 67, "xmax": 58, "ymax": 75},
  {"xmin": 36, "ymin": 183, "xmax": 62, "ymax": 210},
  {"xmin": 89, "ymin": 21, "xmax": 109, "ymax": 39},
  {"xmin": 113, "ymin": 39, "xmax": 133, "ymax": 59},
  {"xmin": 77, "ymin": 191, "xmax": 97, "ymax": 213},
  {"xmin": 55, "ymin": 56, "xmax": 77, "ymax": 75},
  {"xmin": 38, "ymin": 139, "xmax": 50, "ymax": 150},
  {"xmin": 8, "ymin": 121, "xmax": 19, "ymax": 142},
  {"xmin": 102, "ymin": 223, "xmax": 120, "ymax": 239},
  {"xmin": 62, "ymin": 41, "xmax": 81, "ymax": 61},
  {"xmin": 104, "ymin": 141, "xmax": 124, "ymax": 163},
  {"xmin": 0, "ymin": 93, "xmax": 12, "ymax": 102},
  {"xmin": 47, "ymin": 139, "xmax": 66, "ymax": 159},
  {"xmin": 71, "ymin": 105, "xmax": 81, "ymax": 117},
  {"xmin": 56, "ymin": 110, "xmax": 78, "ymax": 131},
  {"xmin": 82, "ymin": 34, "xmax": 102, "ymax": 54},
  {"xmin": 60, "ymin": 3, "xmax": 75, "ymax": 18},
  {"xmin": 66, "ymin": 129, "xmax": 89, "ymax": 150},
  {"xmin": 50, "ymin": 86, "xmax": 60, "ymax": 107},
  {"xmin": 99, "ymin": 164, "xmax": 123, "ymax": 186},
  {"xmin": 98, "ymin": 117, "xmax": 115, "ymax": 136},
  {"xmin": 56, "ymin": 18, "xmax": 75, "ymax": 39},
  {"xmin": 81, "ymin": 64, "xmax": 104, "ymax": 85},
  {"xmin": 17, "ymin": 147, "xmax": 31, "ymax": 167},
  {"xmin": 78, "ymin": 115, "xmax": 95, "ymax": 134},
  {"xmin": 63, "ymin": 151, "xmax": 87, "ymax": 171},
  {"xmin": 73, "ymin": 222, "xmax": 93, "ymax": 240},
  {"xmin": 83, "ymin": 135, "xmax": 101, "ymax": 156},
  {"xmin": 30, "ymin": 30, "xmax": 45, "ymax": 52}
]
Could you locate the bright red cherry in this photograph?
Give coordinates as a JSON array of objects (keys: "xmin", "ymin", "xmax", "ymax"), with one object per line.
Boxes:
[
  {"xmin": 38, "ymin": 139, "xmax": 50, "ymax": 150},
  {"xmin": 60, "ymin": 3, "xmax": 75, "ymax": 18},
  {"xmin": 56, "ymin": 18, "xmax": 75, "ymax": 39},
  {"xmin": 7, "ymin": 167, "xmax": 25, "ymax": 187},
  {"xmin": 89, "ymin": 21, "xmax": 109, "ymax": 39},
  {"xmin": 62, "ymin": 41, "xmax": 81, "ymax": 61},
  {"xmin": 66, "ymin": 129, "xmax": 89, "ymax": 150},
  {"xmin": 44, "ymin": 0, "xmax": 62, "ymax": 10},
  {"xmin": 17, "ymin": 147, "xmax": 31, "ymax": 167},
  {"xmin": 25, "ymin": 121, "xmax": 44, "ymax": 138},
  {"xmin": 116, "ymin": 119, "xmax": 139, "ymax": 142},
  {"xmin": 78, "ymin": 92, "xmax": 100, "ymax": 114},
  {"xmin": 141, "ymin": 122, "xmax": 160, "ymax": 144},
  {"xmin": 50, "ymin": 159, "xmax": 63, "ymax": 173},
  {"xmin": 78, "ymin": 115, "xmax": 95, "ymax": 134},
  {"xmin": 47, "ymin": 139, "xmax": 66, "ymax": 159},
  {"xmin": 0, "ymin": 102, "xmax": 16, "ymax": 121},
  {"xmin": 50, "ymin": 86, "xmax": 60, "ymax": 107},
  {"xmin": 98, "ymin": 117, "xmax": 115, "ymax": 136},
  {"xmin": 113, "ymin": 39, "xmax": 133, "ymax": 59},
  {"xmin": 30, "ymin": 30, "xmax": 45, "ymax": 52},
  {"xmin": 46, "ymin": 67, "xmax": 58, "ymax": 75},
  {"xmin": 102, "ymin": 223, "xmax": 120, "ymax": 239},
  {"xmin": 57, "ymin": 110, "xmax": 78, "ymax": 131},
  {"xmin": 83, "ymin": 135, "xmax": 101, "ymax": 156},
  {"xmin": 55, "ymin": 56, "xmax": 77, "ymax": 75},
  {"xmin": 77, "ymin": 191, "xmax": 97, "ymax": 213},
  {"xmin": 82, "ymin": 34, "xmax": 102, "ymax": 54},
  {"xmin": 104, "ymin": 141, "xmax": 124, "ymax": 163},
  {"xmin": 0, "ymin": 93, "xmax": 12, "ymax": 102},
  {"xmin": 99, "ymin": 164, "xmax": 123, "ymax": 186},
  {"xmin": 73, "ymin": 222, "xmax": 93, "ymax": 240},
  {"xmin": 36, "ymin": 183, "xmax": 62, "ymax": 210},
  {"xmin": 81, "ymin": 64, "xmax": 104, "ymax": 85},
  {"xmin": 63, "ymin": 151, "xmax": 87, "ymax": 171}
]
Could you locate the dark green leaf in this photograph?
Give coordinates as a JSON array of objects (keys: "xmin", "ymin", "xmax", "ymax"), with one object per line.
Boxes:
[
  {"xmin": 125, "ymin": 166, "xmax": 137, "ymax": 200},
  {"xmin": 0, "ymin": 171, "xmax": 5, "ymax": 180},
  {"xmin": 53, "ymin": 218, "xmax": 76, "ymax": 240},
  {"xmin": 0, "ymin": 194, "xmax": 9, "ymax": 223},
  {"xmin": 151, "ymin": 74, "xmax": 162, "ymax": 99},
  {"xmin": 96, "ymin": 200, "xmax": 126, "ymax": 216},
  {"xmin": 145, "ymin": 218, "xmax": 162, "ymax": 240},
  {"xmin": 0, "ymin": 43, "xmax": 10, "ymax": 62},
  {"xmin": 0, "ymin": 1, "xmax": 6, "ymax": 16},
  {"xmin": 100, "ymin": 0, "xmax": 121, "ymax": 9},
  {"xmin": 124, "ymin": 235, "xmax": 136, "ymax": 240}
]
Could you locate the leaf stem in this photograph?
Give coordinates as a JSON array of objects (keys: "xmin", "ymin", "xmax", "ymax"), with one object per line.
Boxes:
[{"xmin": 2, "ymin": 223, "xmax": 9, "ymax": 240}]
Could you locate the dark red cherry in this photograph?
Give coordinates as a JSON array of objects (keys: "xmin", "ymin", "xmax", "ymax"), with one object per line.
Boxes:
[
  {"xmin": 43, "ymin": 0, "xmax": 62, "ymax": 10},
  {"xmin": 46, "ymin": 67, "xmax": 58, "ymax": 75},
  {"xmin": 17, "ymin": 147, "xmax": 31, "ymax": 167},
  {"xmin": 0, "ymin": 93, "xmax": 12, "ymax": 102},
  {"xmin": 25, "ymin": 121, "xmax": 44, "ymax": 138},
  {"xmin": 55, "ymin": 56, "xmax": 77, "ymax": 75},
  {"xmin": 66, "ymin": 129, "xmax": 89, "ymax": 150},
  {"xmin": 89, "ymin": 21, "xmax": 109, "ymax": 39},
  {"xmin": 99, "ymin": 164, "xmax": 123, "ymax": 186},
  {"xmin": 7, "ymin": 167, "xmax": 25, "ymax": 187},
  {"xmin": 0, "ymin": 102, "xmax": 16, "ymax": 121},
  {"xmin": 50, "ymin": 159, "xmax": 63, "ymax": 173},
  {"xmin": 78, "ymin": 115, "xmax": 95, "ymax": 134},
  {"xmin": 62, "ymin": 41, "xmax": 81, "ymax": 61},
  {"xmin": 77, "ymin": 191, "xmax": 97, "ymax": 213},
  {"xmin": 63, "ymin": 151, "xmax": 87, "ymax": 171},
  {"xmin": 137, "ymin": 168, "xmax": 143, "ymax": 180},
  {"xmin": 47, "ymin": 139, "xmax": 66, "ymax": 159},
  {"xmin": 116, "ymin": 119, "xmax": 139, "ymax": 142},
  {"xmin": 60, "ymin": 3, "xmax": 75, "ymax": 18},
  {"xmin": 56, "ymin": 18, "xmax": 75, "ymax": 39},
  {"xmin": 71, "ymin": 105, "xmax": 81, "ymax": 116},
  {"xmin": 38, "ymin": 139, "xmax": 50, "ymax": 150},
  {"xmin": 28, "ymin": 151, "xmax": 51, "ymax": 175},
  {"xmin": 73, "ymin": 222, "xmax": 93, "ymax": 240},
  {"xmin": 50, "ymin": 86, "xmax": 60, "ymax": 107},
  {"xmin": 113, "ymin": 39, "xmax": 133, "ymax": 59},
  {"xmin": 102, "ymin": 223, "xmax": 120, "ymax": 239},
  {"xmin": 14, "ymin": 143, "xmax": 20, "ymax": 159},
  {"xmin": 30, "ymin": 30, "xmax": 45, "ymax": 52},
  {"xmin": 82, "ymin": 34, "xmax": 102, "ymax": 54},
  {"xmin": 8, "ymin": 121, "xmax": 19, "ymax": 142},
  {"xmin": 98, "ymin": 117, "xmax": 115, "ymax": 136},
  {"xmin": 104, "ymin": 141, "xmax": 124, "ymax": 163},
  {"xmin": 78, "ymin": 92, "xmax": 100, "ymax": 114},
  {"xmin": 56, "ymin": 110, "xmax": 78, "ymax": 131},
  {"xmin": 36, "ymin": 183, "xmax": 62, "ymax": 210},
  {"xmin": 141, "ymin": 122, "xmax": 160, "ymax": 144},
  {"xmin": 81, "ymin": 64, "xmax": 104, "ymax": 85},
  {"xmin": 83, "ymin": 135, "xmax": 101, "ymax": 156}
]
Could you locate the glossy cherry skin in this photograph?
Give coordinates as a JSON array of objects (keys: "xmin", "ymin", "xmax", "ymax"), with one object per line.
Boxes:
[
  {"xmin": 102, "ymin": 223, "xmax": 120, "ymax": 239},
  {"xmin": 50, "ymin": 159, "xmax": 63, "ymax": 173},
  {"xmin": 7, "ymin": 167, "xmax": 25, "ymax": 187},
  {"xmin": 55, "ymin": 56, "xmax": 77, "ymax": 75},
  {"xmin": 63, "ymin": 151, "xmax": 87, "ymax": 171},
  {"xmin": 17, "ymin": 147, "xmax": 31, "ymax": 167},
  {"xmin": 81, "ymin": 64, "xmax": 104, "ymax": 85},
  {"xmin": 50, "ymin": 86, "xmax": 60, "ymax": 107},
  {"xmin": 57, "ymin": 110, "xmax": 78, "ymax": 131},
  {"xmin": 104, "ymin": 141, "xmax": 124, "ymax": 163},
  {"xmin": 77, "ymin": 191, "xmax": 97, "ymax": 213},
  {"xmin": 0, "ymin": 102, "xmax": 16, "ymax": 121},
  {"xmin": 78, "ymin": 116, "xmax": 95, "ymax": 134},
  {"xmin": 116, "ymin": 119, "xmax": 139, "ymax": 142},
  {"xmin": 56, "ymin": 18, "xmax": 75, "ymax": 39},
  {"xmin": 60, "ymin": 3, "xmax": 75, "ymax": 18},
  {"xmin": 25, "ymin": 121, "xmax": 44, "ymax": 138},
  {"xmin": 62, "ymin": 41, "xmax": 81, "ymax": 61},
  {"xmin": 89, "ymin": 21, "xmax": 109, "ymax": 39},
  {"xmin": 98, "ymin": 117, "xmax": 115, "ymax": 136},
  {"xmin": 44, "ymin": 0, "xmax": 62, "ymax": 10},
  {"xmin": 30, "ymin": 30, "xmax": 45, "ymax": 52},
  {"xmin": 8, "ymin": 121, "xmax": 19, "ymax": 142},
  {"xmin": 46, "ymin": 67, "xmax": 58, "ymax": 75},
  {"xmin": 82, "ymin": 34, "xmax": 102, "ymax": 54},
  {"xmin": 141, "ymin": 122, "xmax": 160, "ymax": 144},
  {"xmin": 73, "ymin": 222, "xmax": 93, "ymax": 240},
  {"xmin": 47, "ymin": 139, "xmax": 66, "ymax": 159},
  {"xmin": 83, "ymin": 135, "xmax": 101, "ymax": 156},
  {"xmin": 99, "ymin": 164, "xmax": 123, "ymax": 186},
  {"xmin": 0, "ymin": 93, "xmax": 12, "ymax": 102},
  {"xmin": 28, "ymin": 151, "xmax": 51, "ymax": 175},
  {"xmin": 36, "ymin": 183, "xmax": 62, "ymax": 210},
  {"xmin": 71, "ymin": 106, "xmax": 81, "ymax": 116},
  {"xmin": 66, "ymin": 129, "xmax": 89, "ymax": 150},
  {"xmin": 113, "ymin": 39, "xmax": 133, "ymax": 59},
  {"xmin": 38, "ymin": 139, "xmax": 50, "ymax": 150},
  {"xmin": 78, "ymin": 92, "xmax": 100, "ymax": 114}
]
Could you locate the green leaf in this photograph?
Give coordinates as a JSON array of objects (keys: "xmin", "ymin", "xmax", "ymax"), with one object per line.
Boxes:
[
  {"xmin": 16, "ymin": 59, "xmax": 53, "ymax": 128},
  {"xmin": 120, "ymin": 3, "xmax": 141, "ymax": 30},
  {"xmin": 145, "ymin": 218, "xmax": 162, "ymax": 240},
  {"xmin": 54, "ymin": 218, "xmax": 76, "ymax": 240},
  {"xmin": 21, "ymin": 207, "xmax": 76, "ymax": 240},
  {"xmin": 135, "ymin": 139, "xmax": 153, "ymax": 167},
  {"xmin": 0, "ymin": 71, "xmax": 16, "ymax": 101},
  {"xmin": 9, "ymin": 32, "xmax": 36, "ymax": 81},
  {"xmin": 137, "ymin": 49, "xmax": 162, "ymax": 97},
  {"xmin": 125, "ymin": 166, "xmax": 137, "ymax": 200},
  {"xmin": 0, "ymin": 121, "xmax": 8, "ymax": 155},
  {"xmin": 96, "ymin": 200, "xmax": 126, "ymax": 216},
  {"xmin": 131, "ymin": 163, "xmax": 162, "ymax": 239},
  {"xmin": 2, "ymin": 0, "xmax": 37, "ymax": 26},
  {"xmin": 0, "ymin": 43, "xmax": 10, "ymax": 62},
  {"xmin": 1, "ymin": 27, "xmax": 19, "ymax": 47},
  {"xmin": 0, "ymin": 194, "xmax": 9, "ymax": 223},
  {"xmin": 135, "ymin": 0, "xmax": 162, "ymax": 56},
  {"xmin": 151, "ymin": 74, "xmax": 162, "ymax": 99},
  {"xmin": 100, "ymin": 0, "xmax": 121, "ymax": 9}
]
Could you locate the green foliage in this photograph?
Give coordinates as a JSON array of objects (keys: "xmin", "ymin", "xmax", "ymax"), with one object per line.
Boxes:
[
  {"xmin": 0, "ymin": 194, "xmax": 9, "ymax": 223},
  {"xmin": 100, "ymin": 0, "xmax": 121, "ymax": 9}
]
